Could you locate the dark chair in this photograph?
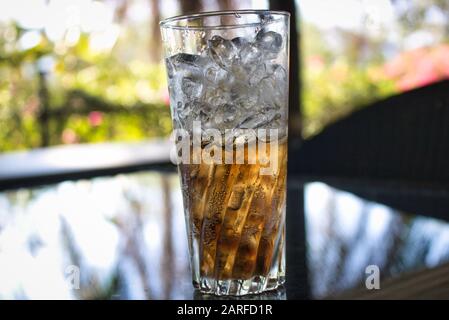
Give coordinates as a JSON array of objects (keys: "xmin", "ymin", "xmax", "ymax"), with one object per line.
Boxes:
[{"xmin": 290, "ymin": 80, "xmax": 449, "ymax": 221}]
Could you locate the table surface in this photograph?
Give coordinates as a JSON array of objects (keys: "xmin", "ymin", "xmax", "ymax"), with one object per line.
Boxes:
[{"xmin": 0, "ymin": 170, "xmax": 448, "ymax": 299}]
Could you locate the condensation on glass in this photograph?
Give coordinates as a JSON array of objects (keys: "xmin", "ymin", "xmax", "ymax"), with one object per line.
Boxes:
[{"xmin": 160, "ymin": 10, "xmax": 290, "ymax": 296}]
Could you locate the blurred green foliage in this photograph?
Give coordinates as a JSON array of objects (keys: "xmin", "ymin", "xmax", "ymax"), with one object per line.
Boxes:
[
  {"xmin": 301, "ymin": 23, "xmax": 397, "ymax": 138},
  {"xmin": 303, "ymin": 64, "xmax": 396, "ymax": 137},
  {"xmin": 1, "ymin": 1, "xmax": 448, "ymax": 151},
  {"xmin": 301, "ymin": 0, "xmax": 449, "ymax": 138},
  {"xmin": 0, "ymin": 21, "xmax": 171, "ymax": 152}
]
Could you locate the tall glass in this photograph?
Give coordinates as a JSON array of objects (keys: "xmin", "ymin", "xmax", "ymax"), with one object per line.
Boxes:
[{"xmin": 160, "ymin": 10, "xmax": 289, "ymax": 296}]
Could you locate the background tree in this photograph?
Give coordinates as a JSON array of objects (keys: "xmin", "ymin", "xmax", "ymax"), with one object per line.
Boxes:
[
  {"xmin": 150, "ymin": 0, "xmax": 162, "ymax": 63},
  {"xmin": 179, "ymin": 0, "xmax": 203, "ymax": 15}
]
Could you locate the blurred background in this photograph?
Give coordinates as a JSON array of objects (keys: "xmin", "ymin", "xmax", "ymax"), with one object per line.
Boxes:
[
  {"xmin": 0, "ymin": 0, "xmax": 448, "ymax": 151},
  {"xmin": 1, "ymin": 0, "xmax": 449, "ymax": 300}
]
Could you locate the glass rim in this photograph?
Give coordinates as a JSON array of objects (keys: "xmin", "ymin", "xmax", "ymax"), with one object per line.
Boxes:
[{"xmin": 159, "ymin": 9, "xmax": 290, "ymax": 31}]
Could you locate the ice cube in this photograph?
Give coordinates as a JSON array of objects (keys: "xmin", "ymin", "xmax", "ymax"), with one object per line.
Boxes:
[
  {"xmin": 235, "ymin": 93, "xmax": 258, "ymax": 110},
  {"xmin": 230, "ymin": 82, "xmax": 250, "ymax": 100},
  {"xmin": 248, "ymin": 63, "xmax": 267, "ymax": 86},
  {"xmin": 167, "ymin": 53, "xmax": 204, "ymax": 76},
  {"xmin": 167, "ymin": 53, "xmax": 207, "ymax": 104},
  {"xmin": 255, "ymin": 31, "xmax": 283, "ymax": 58},
  {"xmin": 238, "ymin": 109, "xmax": 278, "ymax": 129},
  {"xmin": 166, "ymin": 32, "xmax": 287, "ymax": 135},
  {"xmin": 269, "ymin": 64, "xmax": 288, "ymax": 83},
  {"xmin": 270, "ymin": 65, "xmax": 289, "ymax": 108},
  {"xmin": 181, "ymin": 77, "xmax": 203, "ymax": 98},
  {"xmin": 258, "ymin": 77, "xmax": 276, "ymax": 107},
  {"xmin": 168, "ymin": 52, "xmax": 202, "ymax": 65},
  {"xmin": 214, "ymin": 103, "xmax": 239, "ymax": 127},
  {"xmin": 239, "ymin": 43, "xmax": 262, "ymax": 66},
  {"xmin": 198, "ymin": 108, "xmax": 210, "ymax": 124},
  {"xmin": 178, "ymin": 108, "xmax": 191, "ymax": 120},
  {"xmin": 208, "ymin": 35, "xmax": 237, "ymax": 69},
  {"xmin": 231, "ymin": 37, "xmax": 249, "ymax": 49},
  {"xmin": 257, "ymin": 65, "xmax": 288, "ymax": 110},
  {"xmin": 205, "ymin": 66, "xmax": 229, "ymax": 85},
  {"xmin": 196, "ymin": 102, "xmax": 213, "ymax": 124},
  {"xmin": 203, "ymin": 85, "xmax": 231, "ymax": 107},
  {"xmin": 229, "ymin": 64, "xmax": 248, "ymax": 83}
]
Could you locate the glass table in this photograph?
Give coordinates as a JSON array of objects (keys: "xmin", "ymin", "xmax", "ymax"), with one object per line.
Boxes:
[{"xmin": 1, "ymin": 170, "xmax": 448, "ymax": 299}]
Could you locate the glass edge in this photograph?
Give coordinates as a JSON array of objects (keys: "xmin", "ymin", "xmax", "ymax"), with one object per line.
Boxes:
[{"xmin": 159, "ymin": 9, "xmax": 291, "ymax": 30}]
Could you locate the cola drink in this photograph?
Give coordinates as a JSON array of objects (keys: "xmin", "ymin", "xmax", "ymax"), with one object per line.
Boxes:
[
  {"xmin": 161, "ymin": 10, "xmax": 290, "ymax": 295},
  {"xmin": 180, "ymin": 138, "xmax": 287, "ymax": 282}
]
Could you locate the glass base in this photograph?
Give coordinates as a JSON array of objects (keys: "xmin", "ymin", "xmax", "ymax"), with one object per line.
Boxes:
[{"xmin": 193, "ymin": 274, "xmax": 285, "ymax": 296}]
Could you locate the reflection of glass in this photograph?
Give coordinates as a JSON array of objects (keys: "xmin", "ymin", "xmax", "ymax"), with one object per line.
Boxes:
[
  {"xmin": 3, "ymin": 175, "xmax": 449, "ymax": 299},
  {"xmin": 194, "ymin": 286, "xmax": 287, "ymax": 300},
  {"xmin": 160, "ymin": 10, "xmax": 290, "ymax": 296}
]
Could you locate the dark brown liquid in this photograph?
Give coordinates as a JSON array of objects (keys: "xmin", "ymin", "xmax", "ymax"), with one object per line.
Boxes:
[{"xmin": 179, "ymin": 139, "xmax": 287, "ymax": 281}]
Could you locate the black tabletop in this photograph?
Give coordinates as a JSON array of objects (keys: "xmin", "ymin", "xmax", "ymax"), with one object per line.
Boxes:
[{"xmin": 0, "ymin": 170, "xmax": 448, "ymax": 299}]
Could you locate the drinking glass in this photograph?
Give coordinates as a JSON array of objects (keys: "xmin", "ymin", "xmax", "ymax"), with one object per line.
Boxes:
[{"xmin": 160, "ymin": 10, "xmax": 290, "ymax": 296}]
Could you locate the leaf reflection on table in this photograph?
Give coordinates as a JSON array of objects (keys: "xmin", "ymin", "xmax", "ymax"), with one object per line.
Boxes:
[
  {"xmin": 0, "ymin": 172, "xmax": 191, "ymax": 299},
  {"xmin": 305, "ymin": 182, "xmax": 449, "ymax": 299},
  {"xmin": 1, "ymin": 176, "xmax": 449, "ymax": 299}
]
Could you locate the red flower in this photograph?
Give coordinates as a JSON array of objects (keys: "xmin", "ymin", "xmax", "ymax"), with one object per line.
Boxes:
[
  {"xmin": 88, "ymin": 111, "xmax": 103, "ymax": 126},
  {"xmin": 384, "ymin": 44, "xmax": 449, "ymax": 92},
  {"xmin": 433, "ymin": 44, "xmax": 449, "ymax": 77}
]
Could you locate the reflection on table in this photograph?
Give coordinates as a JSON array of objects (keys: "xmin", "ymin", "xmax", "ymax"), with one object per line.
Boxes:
[
  {"xmin": 305, "ymin": 182, "xmax": 449, "ymax": 298},
  {"xmin": 0, "ymin": 171, "xmax": 448, "ymax": 299}
]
